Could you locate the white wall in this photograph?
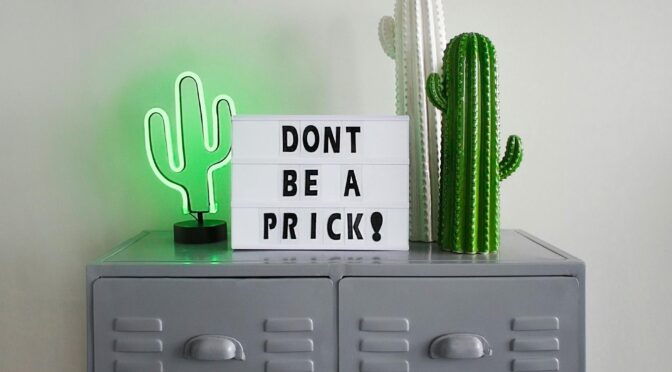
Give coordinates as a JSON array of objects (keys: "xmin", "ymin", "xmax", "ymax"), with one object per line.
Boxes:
[{"xmin": 1, "ymin": 1, "xmax": 670, "ymax": 371}]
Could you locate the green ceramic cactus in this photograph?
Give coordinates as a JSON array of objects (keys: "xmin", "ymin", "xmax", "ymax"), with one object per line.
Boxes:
[{"xmin": 427, "ymin": 33, "xmax": 523, "ymax": 253}]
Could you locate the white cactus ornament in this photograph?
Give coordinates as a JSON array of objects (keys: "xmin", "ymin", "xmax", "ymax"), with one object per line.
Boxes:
[{"xmin": 379, "ymin": 0, "xmax": 446, "ymax": 242}]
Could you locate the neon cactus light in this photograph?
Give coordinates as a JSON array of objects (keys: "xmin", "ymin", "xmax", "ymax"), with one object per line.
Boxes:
[
  {"xmin": 427, "ymin": 33, "xmax": 523, "ymax": 253},
  {"xmin": 144, "ymin": 71, "xmax": 235, "ymax": 214}
]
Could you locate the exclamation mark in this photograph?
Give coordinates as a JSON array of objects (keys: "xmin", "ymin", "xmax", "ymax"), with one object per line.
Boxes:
[{"xmin": 370, "ymin": 212, "xmax": 383, "ymax": 242}]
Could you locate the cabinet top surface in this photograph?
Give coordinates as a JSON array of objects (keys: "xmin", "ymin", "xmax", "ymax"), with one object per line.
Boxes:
[
  {"xmin": 87, "ymin": 230, "xmax": 582, "ymax": 278},
  {"xmin": 94, "ymin": 230, "xmax": 576, "ymax": 264}
]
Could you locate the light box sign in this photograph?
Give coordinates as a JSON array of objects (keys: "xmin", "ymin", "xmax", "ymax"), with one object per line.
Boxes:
[{"xmin": 232, "ymin": 116, "xmax": 409, "ymax": 250}]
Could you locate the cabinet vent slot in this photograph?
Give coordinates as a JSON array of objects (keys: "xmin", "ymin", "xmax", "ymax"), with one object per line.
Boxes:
[
  {"xmin": 512, "ymin": 358, "xmax": 559, "ymax": 371},
  {"xmin": 360, "ymin": 338, "xmax": 409, "ymax": 353},
  {"xmin": 512, "ymin": 316, "xmax": 559, "ymax": 331},
  {"xmin": 265, "ymin": 318, "xmax": 314, "ymax": 332},
  {"xmin": 360, "ymin": 317, "xmax": 409, "ymax": 332},
  {"xmin": 511, "ymin": 337, "xmax": 559, "ymax": 352},
  {"xmin": 114, "ymin": 360, "xmax": 163, "ymax": 372},
  {"xmin": 265, "ymin": 338, "xmax": 314, "ymax": 353},
  {"xmin": 360, "ymin": 360, "xmax": 409, "ymax": 372},
  {"xmin": 114, "ymin": 318, "xmax": 163, "ymax": 333},
  {"xmin": 266, "ymin": 359, "xmax": 314, "ymax": 372},
  {"xmin": 114, "ymin": 338, "xmax": 163, "ymax": 353}
]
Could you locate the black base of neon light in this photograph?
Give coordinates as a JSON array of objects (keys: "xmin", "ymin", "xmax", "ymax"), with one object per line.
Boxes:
[{"xmin": 173, "ymin": 213, "xmax": 227, "ymax": 244}]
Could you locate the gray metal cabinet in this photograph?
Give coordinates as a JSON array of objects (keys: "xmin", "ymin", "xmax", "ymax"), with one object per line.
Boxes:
[
  {"xmin": 339, "ymin": 277, "xmax": 580, "ymax": 372},
  {"xmin": 87, "ymin": 230, "xmax": 585, "ymax": 372},
  {"xmin": 92, "ymin": 278, "xmax": 336, "ymax": 372}
]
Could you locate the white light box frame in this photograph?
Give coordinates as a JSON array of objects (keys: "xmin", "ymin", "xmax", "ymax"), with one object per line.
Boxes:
[{"xmin": 231, "ymin": 115, "xmax": 409, "ymax": 251}]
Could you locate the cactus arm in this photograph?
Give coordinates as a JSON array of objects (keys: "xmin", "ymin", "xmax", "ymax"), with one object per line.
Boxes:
[
  {"xmin": 209, "ymin": 94, "xmax": 236, "ymax": 161},
  {"xmin": 378, "ymin": 16, "xmax": 396, "ymax": 59},
  {"xmin": 204, "ymin": 95, "xmax": 236, "ymax": 213},
  {"xmin": 426, "ymin": 73, "xmax": 448, "ymax": 110},
  {"xmin": 499, "ymin": 135, "xmax": 523, "ymax": 180},
  {"xmin": 176, "ymin": 72, "xmax": 210, "ymax": 157},
  {"xmin": 144, "ymin": 108, "xmax": 190, "ymax": 213}
]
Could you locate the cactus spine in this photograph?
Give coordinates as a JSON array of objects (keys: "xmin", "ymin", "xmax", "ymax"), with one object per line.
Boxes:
[
  {"xmin": 144, "ymin": 72, "xmax": 235, "ymax": 214},
  {"xmin": 427, "ymin": 33, "xmax": 523, "ymax": 253},
  {"xmin": 379, "ymin": 0, "xmax": 446, "ymax": 242}
]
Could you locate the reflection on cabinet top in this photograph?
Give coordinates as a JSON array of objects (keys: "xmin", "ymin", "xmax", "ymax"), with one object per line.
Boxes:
[{"xmin": 88, "ymin": 230, "xmax": 583, "ymax": 279}]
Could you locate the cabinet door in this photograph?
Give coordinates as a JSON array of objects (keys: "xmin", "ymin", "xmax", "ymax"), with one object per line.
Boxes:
[
  {"xmin": 93, "ymin": 278, "xmax": 335, "ymax": 372},
  {"xmin": 339, "ymin": 277, "xmax": 582, "ymax": 372}
]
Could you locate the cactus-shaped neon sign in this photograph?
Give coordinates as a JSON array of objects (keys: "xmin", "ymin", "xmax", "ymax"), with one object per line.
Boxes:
[
  {"xmin": 144, "ymin": 71, "xmax": 235, "ymax": 214},
  {"xmin": 144, "ymin": 72, "xmax": 234, "ymax": 243}
]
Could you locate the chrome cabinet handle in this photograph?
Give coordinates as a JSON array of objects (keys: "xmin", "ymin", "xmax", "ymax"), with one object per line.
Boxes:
[
  {"xmin": 184, "ymin": 335, "xmax": 245, "ymax": 361},
  {"xmin": 429, "ymin": 333, "xmax": 492, "ymax": 359}
]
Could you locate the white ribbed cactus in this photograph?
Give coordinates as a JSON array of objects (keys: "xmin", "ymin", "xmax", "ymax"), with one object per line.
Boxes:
[{"xmin": 379, "ymin": 0, "xmax": 446, "ymax": 242}]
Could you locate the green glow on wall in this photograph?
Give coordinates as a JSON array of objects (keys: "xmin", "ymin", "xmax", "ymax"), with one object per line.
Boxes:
[{"xmin": 144, "ymin": 71, "xmax": 235, "ymax": 214}]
